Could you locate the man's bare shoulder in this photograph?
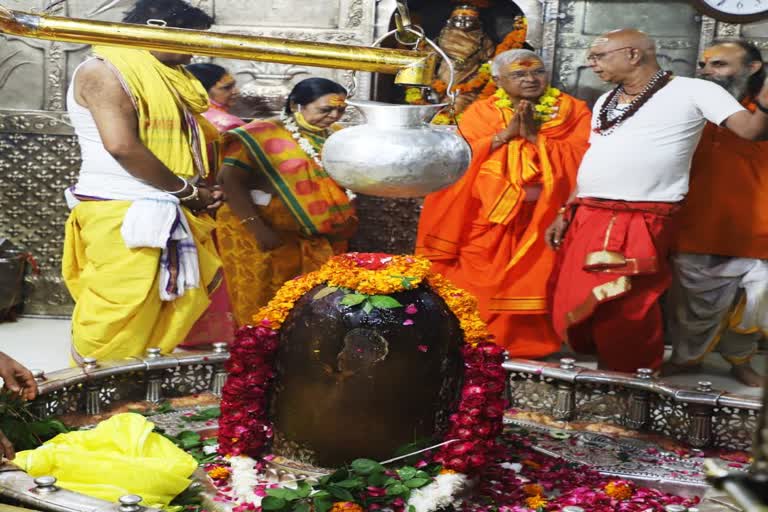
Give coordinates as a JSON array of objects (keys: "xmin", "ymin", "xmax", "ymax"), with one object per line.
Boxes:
[{"xmin": 75, "ymin": 59, "xmax": 123, "ymax": 95}]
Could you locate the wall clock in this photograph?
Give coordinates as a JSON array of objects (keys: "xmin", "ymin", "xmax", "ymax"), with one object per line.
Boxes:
[{"xmin": 692, "ymin": 0, "xmax": 768, "ymax": 22}]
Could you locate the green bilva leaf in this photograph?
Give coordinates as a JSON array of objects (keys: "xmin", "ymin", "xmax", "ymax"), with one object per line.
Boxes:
[
  {"xmin": 327, "ymin": 468, "xmax": 349, "ymax": 483},
  {"xmin": 313, "ymin": 286, "xmax": 339, "ymax": 301},
  {"xmin": 350, "ymin": 458, "xmax": 385, "ymax": 475},
  {"xmin": 261, "ymin": 496, "xmax": 287, "ymax": 510},
  {"xmin": 183, "ymin": 406, "xmax": 221, "ymax": 422},
  {"xmin": 296, "ymin": 481, "xmax": 312, "ymax": 498},
  {"xmin": 397, "ymin": 467, "xmax": 417, "ymax": 481},
  {"xmin": 177, "ymin": 430, "xmax": 201, "ymax": 449},
  {"xmin": 335, "ymin": 478, "xmax": 363, "ymax": 489},
  {"xmin": 362, "ymin": 301, "xmax": 374, "ymax": 314},
  {"xmin": 313, "ymin": 497, "xmax": 333, "ymax": 512},
  {"xmin": 386, "ymin": 483, "xmax": 409, "ymax": 496},
  {"xmin": 404, "ymin": 477, "xmax": 431, "ymax": 489},
  {"xmin": 327, "ymin": 485, "xmax": 354, "ymax": 502},
  {"xmin": 368, "ymin": 295, "xmax": 403, "ymax": 309},
  {"xmin": 292, "ymin": 502, "xmax": 311, "ymax": 512},
  {"xmin": 367, "ymin": 471, "xmax": 388, "ymax": 487},
  {"xmin": 267, "ymin": 488, "xmax": 300, "ymax": 501},
  {"xmin": 409, "ymin": 506, "xmax": 417, "ymax": 512},
  {"xmin": 340, "ymin": 293, "xmax": 367, "ymax": 307}
]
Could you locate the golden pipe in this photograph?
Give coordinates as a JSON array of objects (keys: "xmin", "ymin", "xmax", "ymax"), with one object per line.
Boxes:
[{"xmin": 0, "ymin": 6, "xmax": 436, "ymax": 86}]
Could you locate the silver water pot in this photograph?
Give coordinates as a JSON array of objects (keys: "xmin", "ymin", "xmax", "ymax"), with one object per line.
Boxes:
[{"xmin": 321, "ymin": 100, "xmax": 471, "ymax": 198}]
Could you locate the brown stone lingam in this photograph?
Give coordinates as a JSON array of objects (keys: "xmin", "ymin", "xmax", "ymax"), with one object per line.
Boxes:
[{"xmin": 269, "ymin": 284, "xmax": 464, "ymax": 468}]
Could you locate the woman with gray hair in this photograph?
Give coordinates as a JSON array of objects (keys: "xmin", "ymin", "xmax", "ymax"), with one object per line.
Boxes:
[{"xmin": 417, "ymin": 48, "xmax": 592, "ymax": 360}]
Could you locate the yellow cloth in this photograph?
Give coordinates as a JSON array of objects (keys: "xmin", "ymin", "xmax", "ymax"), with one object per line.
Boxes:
[
  {"xmin": 93, "ymin": 46, "xmax": 211, "ymax": 178},
  {"xmin": 14, "ymin": 413, "xmax": 197, "ymax": 509},
  {"xmin": 216, "ymin": 200, "xmax": 345, "ymax": 326},
  {"xmin": 62, "ymin": 200, "xmax": 222, "ymax": 362}
]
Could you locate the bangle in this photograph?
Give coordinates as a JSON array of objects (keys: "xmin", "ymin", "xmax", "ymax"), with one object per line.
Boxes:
[
  {"xmin": 166, "ymin": 176, "xmax": 189, "ymax": 194},
  {"xmin": 492, "ymin": 133, "xmax": 507, "ymax": 145},
  {"xmin": 757, "ymin": 102, "xmax": 768, "ymax": 115},
  {"xmin": 557, "ymin": 205, "xmax": 569, "ymax": 215},
  {"xmin": 239, "ymin": 215, "xmax": 260, "ymax": 225},
  {"xmin": 179, "ymin": 183, "xmax": 198, "ymax": 202}
]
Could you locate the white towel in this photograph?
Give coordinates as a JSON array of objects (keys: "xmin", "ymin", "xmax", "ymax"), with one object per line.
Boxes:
[
  {"xmin": 121, "ymin": 198, "xmax": 200, "ymax": 301},
  {"xmin": 65, "ymin": 186, "xmax": 201, "ymax": 302}
]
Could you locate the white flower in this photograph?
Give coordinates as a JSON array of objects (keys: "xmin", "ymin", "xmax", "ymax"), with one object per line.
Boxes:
[
  {"xmin": 229, "ymin": 455, "xmax": 262, "ymax": 506},
  {"xmin": 202, "ymin": 444, "xmax": 219, "ymax": 455},
  {"xmin": 407, "ymin": 472, "xmax": 469, "ymax": 512}
]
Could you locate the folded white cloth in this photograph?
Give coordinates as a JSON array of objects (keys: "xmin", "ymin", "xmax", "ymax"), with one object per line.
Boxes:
[{"xmin": 65, "ymin": 185, "xmax": 200, "ymax": 301}]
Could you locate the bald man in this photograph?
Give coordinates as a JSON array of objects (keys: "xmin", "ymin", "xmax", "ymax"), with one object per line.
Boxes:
[
  {"xmin": 546, "ymin": 29, "xmax": 768, "ymax": 373},
  {"xmin": 667, "ymin": 40, "xmax": 768, "ymax": 386}
]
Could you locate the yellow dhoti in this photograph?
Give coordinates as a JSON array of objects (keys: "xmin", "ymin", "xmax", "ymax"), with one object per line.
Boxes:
[
  {"xmin": 62, "ymin": 200, "xmax": 222, "ymax": 363},
  {"xmin": 216, "ymin": 200, "xmax": 344, "ymax": 326}
]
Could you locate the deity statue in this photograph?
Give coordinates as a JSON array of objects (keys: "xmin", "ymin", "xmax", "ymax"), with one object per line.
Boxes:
[{"xmin": 433, "ymin": 4, "xmax": 495, "ymax": 114}]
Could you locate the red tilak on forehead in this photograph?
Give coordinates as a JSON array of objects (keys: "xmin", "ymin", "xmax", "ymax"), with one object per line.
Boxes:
[{"xmin": 506, "ymin": 60, "xmax": 541, "ymax": 71}]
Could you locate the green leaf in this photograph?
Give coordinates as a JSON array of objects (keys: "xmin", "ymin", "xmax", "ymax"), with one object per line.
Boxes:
[
  {"xmin": 182, "ymin": 406, "xmax": 221, "ymax": 422},
  {"xmin": 369, "ymin": 295, "xmax": 403, "ymax": 309},
  {"xmin": 367, "ymin": 472, "xmax": 388, "ymax": 487},
  {"xmin": 310, "ymin": 491, "xmax": 330, "ymax": 499},
  {"xmin": 203, "ymin": 437, "xmax": 218, "ymax": 446},
  {"xmin": 296, "ymin": 481, "xmax": 312, "ymax": 498},
  {"xmin": 334, "ymin": 479, "xmax": 363, "ymax": 489},
  {"xmin": 177, "ymin": 430, "xmax": 202, "ymax": 449},
  {"xmin": 386, "ymin": 483, "xmax": 408, "ymax": 496},
  {"xmin": 350, "ymin": 458, "xmax": 385, "ymax": 475},
  {"xmin": 409, "ymin": 506, "xmax": 416, "ymax": 512},
  {"xmin": 313, "ymin": 497, "xmax": 333, "ymax": 512},
  {"xmin": 267, "ymin": 488, "xmax": 300, "ymax": 501},
  {"xmin": 340, "ymin": 293, "xmax": 367, "ymax": 306},
  {"xmin": 362, "ymin": 301, "xmax": 374, "ymax": 314},
  {"xmin": 327, "ymin": 485, "xmax": 354, "ymax": 502},
  {"xmin": 261, "ymin": 496, "xmax": 287, "ymax": 510},
  {"xmin": 328, "ymin": 468, "xmax": 349, "ymax": 483},
  {"xmin": 397, "ymin": 467, "xmax": 417, "ymax": 481},
  {"xmin": 404, "ymin": 477, "xmax": 431, "ymax": 489},
  {"xmin": 414, "ymin": 470, "xmax": 432, "ymax": 480},
  {"xmin": 292, "ymin": 502, "xmax": 311, "ymax": 512},
  {"xmin": 313, "ymin": 286, "xmax": 339, "ymax": 301}
]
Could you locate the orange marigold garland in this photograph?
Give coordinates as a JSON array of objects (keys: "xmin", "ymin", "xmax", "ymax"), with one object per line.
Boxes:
[{"xmin": 218, "ymin": 253, "xmax": 504, "ymax": 472}]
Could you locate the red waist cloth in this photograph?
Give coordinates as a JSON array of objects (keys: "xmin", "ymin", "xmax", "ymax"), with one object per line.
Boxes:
[{"xmin": 547, "ymin": 198, "xmax": 681, "ymax": 371}]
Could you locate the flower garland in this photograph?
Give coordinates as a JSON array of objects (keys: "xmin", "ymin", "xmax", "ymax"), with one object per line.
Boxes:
[
  {"xmin": 218, "ymin": 252, "xmax": 500, "ymax": 473},
  {"xmin": 279, "ymin": 111, "xmax": 325, "ymax": 169},
  {"xmin": 493, "ymin": 85, "xmax": 562, "ymax": 122}
]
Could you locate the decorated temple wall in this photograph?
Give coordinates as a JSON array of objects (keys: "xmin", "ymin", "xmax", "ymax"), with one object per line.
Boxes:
[{"xmin": 2, "ymin": 0, "xmax": 768, "ymax": 315}]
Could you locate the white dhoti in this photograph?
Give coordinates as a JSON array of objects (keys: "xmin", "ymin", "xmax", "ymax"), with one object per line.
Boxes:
[{"xmin": 666, "ymin": 252, "xmax": 768, "ymax": 365}]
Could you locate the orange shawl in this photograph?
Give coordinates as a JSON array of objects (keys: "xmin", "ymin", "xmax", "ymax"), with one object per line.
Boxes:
[{"xmin": 416, "ymin": 93, "xmax": 591, "ymax": 312}]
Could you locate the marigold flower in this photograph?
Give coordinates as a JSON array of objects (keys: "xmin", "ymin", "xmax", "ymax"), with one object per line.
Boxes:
[
  {"xmin": 524, "ymin": 495, "xmax": 548, "ymax": 509},
  {"xmin": 604, "ymin": 480, "xmax": 633, "ymax": 500},
  {"xmin": 330, "ymin": 502, "xmax": 363, "ymax": 512},
  {"xmin": 206, "ymin": 466, "xmax": 231, "ymax": 480}
]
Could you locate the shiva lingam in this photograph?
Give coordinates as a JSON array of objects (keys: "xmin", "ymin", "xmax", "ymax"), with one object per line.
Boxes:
[
  {"xmin": 216, "ymin": 253, "xmax": 495, "ymax": 471},
  {"xmin": 0, "ymin": 3, "xmax": 470, "ymax": 199}
]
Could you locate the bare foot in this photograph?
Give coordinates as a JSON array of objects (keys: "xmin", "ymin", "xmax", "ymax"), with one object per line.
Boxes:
[
  {"xmin": 661, "ymin": 362, "xmax": 701, "ymax": 377},
  {"xmin": 730, "ymin": 362, "xmax": 765, "ymax": 387}
]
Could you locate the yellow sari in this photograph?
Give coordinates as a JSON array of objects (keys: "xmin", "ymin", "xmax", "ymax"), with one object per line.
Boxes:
[{"xmin": 217, "ymin": 118, "xmax": 356, "ymax": 325}]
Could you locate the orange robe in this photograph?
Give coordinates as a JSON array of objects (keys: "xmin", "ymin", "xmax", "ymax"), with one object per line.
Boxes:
[
  {"xmin": 678, "ymin": 101, "xmax": 768, "ymax": 258},
  {"xmin": 416, "ymin": 94, "xmax": 591, "ymax": 357}
]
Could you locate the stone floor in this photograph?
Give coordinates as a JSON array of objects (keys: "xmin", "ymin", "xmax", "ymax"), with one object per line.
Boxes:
[{"xmin": 1, "ymin": 316, "xmax": 765, "ymax": 399}]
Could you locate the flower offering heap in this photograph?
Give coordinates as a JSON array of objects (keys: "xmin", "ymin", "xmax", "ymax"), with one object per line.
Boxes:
[{"xmin": 218, "ymin": 253, "xmax": 506, "ymax": 472}]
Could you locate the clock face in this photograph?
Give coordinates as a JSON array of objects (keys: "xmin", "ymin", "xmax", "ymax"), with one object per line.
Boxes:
[{"xmin": 697, "ymin": 0, "xmax": 768, "ymax": 17}]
